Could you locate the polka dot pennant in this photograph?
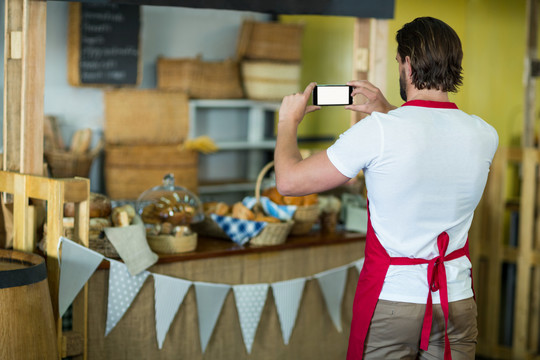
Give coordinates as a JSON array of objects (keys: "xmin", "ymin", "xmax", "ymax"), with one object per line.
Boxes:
[
  {"xmin": 233, "ymin": 284, "xmax": 269, "ymax": 354},
  {"xmin": 105, "ymin": 260, "xmax": 150, "ymax": 336}
]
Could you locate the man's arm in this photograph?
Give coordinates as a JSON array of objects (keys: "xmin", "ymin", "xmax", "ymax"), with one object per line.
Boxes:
[{"xmin": 274, "ymin": 83, "xmax": 351, "ymax": 196}]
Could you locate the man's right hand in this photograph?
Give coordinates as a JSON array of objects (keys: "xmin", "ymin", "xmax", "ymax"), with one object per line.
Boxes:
[{"xmin": 345, "ymin": 80, "xmax": 397, "ymax": 115}]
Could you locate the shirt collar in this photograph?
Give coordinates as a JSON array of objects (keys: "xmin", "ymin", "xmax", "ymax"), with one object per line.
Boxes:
[{"xmin": 401, "ymin": 99, "xmax": 458, "ymax": 109}]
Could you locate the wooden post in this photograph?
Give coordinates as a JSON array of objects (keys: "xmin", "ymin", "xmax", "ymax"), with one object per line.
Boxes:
[
  {"xmin": 513, "ymin": 148, "xmax": 537, "ymax": 359},
  {"xmin": 3, "ymin": 0, "xmax": 47, "ymax": 175},
  {"xmin": 350, "ymin": 19, "xmax": 388, "ymax": 126},
  {"xmin": 523, "ymin": 0, "xmax": 538, "ymax": 147}
]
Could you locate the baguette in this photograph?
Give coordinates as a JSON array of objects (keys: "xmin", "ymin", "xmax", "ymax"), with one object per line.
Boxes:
[{"xmin": 70, "ymin": 128, "xmax": 92, "ymax": 154}]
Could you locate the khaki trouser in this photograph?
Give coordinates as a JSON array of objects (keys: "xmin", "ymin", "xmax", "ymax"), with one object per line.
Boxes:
[{"xmin": 363, "ymin": 297, "xmax": 477, "ymax": 360}]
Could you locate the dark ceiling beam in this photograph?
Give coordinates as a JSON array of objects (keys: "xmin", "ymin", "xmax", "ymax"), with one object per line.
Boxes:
[{"xmin": 57, "ymin": 0, "xmax": 395, "ymax": 18}]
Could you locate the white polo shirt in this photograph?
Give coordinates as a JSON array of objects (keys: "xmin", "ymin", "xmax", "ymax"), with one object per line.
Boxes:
[{"xmin": 327, "ymin": 100, "xmax": 498, "ymax": 303}]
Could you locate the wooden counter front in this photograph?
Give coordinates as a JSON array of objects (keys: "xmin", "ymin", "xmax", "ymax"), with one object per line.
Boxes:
[{"xmin": 82, "ymin": 231, "xmax": 366, "ymax": 360}]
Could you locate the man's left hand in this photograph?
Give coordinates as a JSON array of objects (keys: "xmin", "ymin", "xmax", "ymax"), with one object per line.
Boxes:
[{"xmin": 278, "ymin": 82, "xmax": 321, "ymax": 127}]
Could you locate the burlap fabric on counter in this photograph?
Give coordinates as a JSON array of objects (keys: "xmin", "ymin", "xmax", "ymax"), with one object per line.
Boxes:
[{"xmin": 104, "ymin": 217, "xmax": 158, "ymax": 276}]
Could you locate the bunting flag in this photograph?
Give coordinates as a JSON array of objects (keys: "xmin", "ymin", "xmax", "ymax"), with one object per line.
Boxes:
[
  {"xmin": 314, "ymin": 265, "xmax": 349, "ymax": 332},
  {"xmin": 153, "ymin": 274, "xmax": 192, "ymax": 349},
  {"xmin": 271, "ymin": 278, "xmax": 306, "ymax": 345},
  {"xmin": 58, "ymin": 237, "xmax": 104, "ymax": 317},
  {"xmin": 106, "ymin": 260, "xmax": 150, "ymax": 336},
  {"xmin": 194, "ymin": 281, "xmax": 231, "ymax": 353},
  {"xmin": 354, "ymin": 258, "xmax": 365, "ymax": 274},
  {"xmin": 58, "ymin": 238, "xmax": 364, "ymax": 353},
  {"xmin": 233, "ymin": 284, "xmax": 269, "ymax": 354}
]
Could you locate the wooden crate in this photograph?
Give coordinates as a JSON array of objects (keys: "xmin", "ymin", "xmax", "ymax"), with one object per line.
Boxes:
[
  {"xmin": 236, "ymin": 20, "xmax": 304, "ymax": 62},
  {"xmin": 157, "ymin": 57, "xmax": 244, "ymax": 99},
  {"xmin": 104, "ymin": 144, "xmax": 198, "ymax": 200},
  {"xmin": 104, "ymin": 89, "xmax": 189, "ymax": 145},
  {"xmin": 241, "ymin": 60, "xmax": 301, "ymax": 101}
]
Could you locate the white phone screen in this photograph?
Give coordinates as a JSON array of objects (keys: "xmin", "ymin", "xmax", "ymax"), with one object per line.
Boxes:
[{"xmin": 316, "ymin": 86, "xmax": 351, "ymax": 105}]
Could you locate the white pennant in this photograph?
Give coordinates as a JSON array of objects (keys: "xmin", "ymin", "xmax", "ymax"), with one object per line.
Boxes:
[
  {"xmin": 314, "ymin": 265, "xmax": 349, "ymax": 332},
  {"xmin": 271, "ymin": 278, "xmax": 306, "ymax": 345},
  {"xmin": 153, "ymin": 274, "xmax": 192, "ymax": 349},
  {"xmin": 58, "ymin": 237, "xmax": 104, "ymax": 317},
  {"xmin": 355, "ymin": 258, "xmax": 365, "ymax": 274},
  {"xmin": 105, "ymin": 260, "xmax": 150, "ymax": 336},
  {"xmin": 194, "ymin": 281, "xmax": 231, "ymax": 353},
  {"xmin": 233, "ymin": 284, "xmax": 269, "ymax": 354}
]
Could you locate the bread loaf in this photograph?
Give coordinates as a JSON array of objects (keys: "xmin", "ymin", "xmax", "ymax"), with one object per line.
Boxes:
[{"xmin": 64, "ymin": 192, "xmax": 112, "ymax": 218}]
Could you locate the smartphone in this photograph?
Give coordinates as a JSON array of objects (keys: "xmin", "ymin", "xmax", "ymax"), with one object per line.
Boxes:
[{"xmin": 312, "ymin": 85, "xmax": 353, "ymax": 106}]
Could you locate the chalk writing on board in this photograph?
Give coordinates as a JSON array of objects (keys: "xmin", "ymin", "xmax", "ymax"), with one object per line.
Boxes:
[{"xmin": 79, "ymin": 3, "xmax": 140, "ymax": 85}]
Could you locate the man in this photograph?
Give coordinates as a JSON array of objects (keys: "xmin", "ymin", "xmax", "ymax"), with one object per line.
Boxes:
[{"xmin": 274, "ymin": 17, "xmax": 498, "ymax": 359}]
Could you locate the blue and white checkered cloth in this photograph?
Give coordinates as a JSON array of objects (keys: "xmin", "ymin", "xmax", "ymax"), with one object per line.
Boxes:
[
  {"xmin": 242, "ymin": 196, "xmax": 297, "ymax": 221},
  {"xmin": 210, "ymin": 213, "xmax": 267, "ymax": 245}
]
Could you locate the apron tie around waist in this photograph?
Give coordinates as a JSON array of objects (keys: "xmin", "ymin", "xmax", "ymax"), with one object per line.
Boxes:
[
  {"xmin": 390, "ymin": 232, "xmax": 469, "ymax": 360},
  {"xmin": 347, "ymin": 200, "xmax": 473, "ymax": 360}
]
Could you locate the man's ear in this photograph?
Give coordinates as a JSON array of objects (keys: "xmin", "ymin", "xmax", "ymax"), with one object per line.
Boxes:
[{"xmin": 404, "ymin": 56, "xmax": 413, "ymax": 78}]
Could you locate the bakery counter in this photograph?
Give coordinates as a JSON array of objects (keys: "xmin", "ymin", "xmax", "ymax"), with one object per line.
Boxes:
[{"xmin": 79, "ymin": 231, "xmax": 366, "ymax": 360}]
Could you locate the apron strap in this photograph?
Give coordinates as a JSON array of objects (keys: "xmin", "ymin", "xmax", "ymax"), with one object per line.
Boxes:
[{"xmin": 390, "ymin": 232, "xmax": 467, "ymax": 360}]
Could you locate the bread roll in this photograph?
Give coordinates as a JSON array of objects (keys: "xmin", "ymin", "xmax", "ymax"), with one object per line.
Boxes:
[
  {"xmin": 231, "ymin": 202, "xmax": 255, "ymax": 220},
  {"xmin": 111, "ymin": 204, "xmax": 135, "ymax": 226},
  {"xmin": 254, "ymin": 214, "xmax": 281, "ymax": 223},
  {"xmin": 64, "ymin": 192, "xmax": 111, "ymax": 218}
]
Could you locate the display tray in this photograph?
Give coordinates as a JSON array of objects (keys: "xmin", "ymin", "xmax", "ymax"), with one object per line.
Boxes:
[{"xmin": 97, "ymin": 230, "xmax": 365, "ymax": 268}]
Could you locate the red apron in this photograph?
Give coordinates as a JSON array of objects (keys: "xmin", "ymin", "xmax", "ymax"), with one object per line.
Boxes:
[{"xmin": 347, "ymin": 203, "xmax": 474, "ymax": 360}]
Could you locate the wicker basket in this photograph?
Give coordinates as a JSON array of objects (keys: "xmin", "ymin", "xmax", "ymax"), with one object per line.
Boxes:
[
  {"xmin": 147, "ymin": 233, "xmax": 197, "ymax": 254},
  {"xmin": 104, "ymin": 89, "xmax": 189, "ymax": 146},
  {"xmin": 236, "ymin": 20, "xmax": 304, "ymax": 62},
  {"xmin": 256, "ymin": 161, "xmax": 319, "ymax": 235},
  {"xmin": 241, "ymin": 61, "xmax": 300, "ymax": 101},
  {"xmin": 45, "ymin": 150, "xmax": 97, "ymax": 178},
  {"xmin": 42, "ymin": 217, "xmax": 120, "ymax": 258},
  {"xmin": 290, "ymin": 204, "xmax": 319, "ymax": 235},
  {"xmin": 250, "ymin": 161, "xmax": 294, "ymax": 246},
  {"xmin": 157, "ymin": 56, "xmax": 244, "ymax": 99}
]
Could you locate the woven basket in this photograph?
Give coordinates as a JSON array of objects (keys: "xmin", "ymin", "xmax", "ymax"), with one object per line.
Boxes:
[
  {"xmin": 241, "ymin": 61, "xmax": 300, "ymax": 101},
  {"xmin": 236, "ymin": 20, "xmax": 304, "ymax": 62},
  {"xmin": 147, "ymin": 233, "xmax": 197, "ymax": 254},
  {"xmin": 45, "ymin": 150, "xmax": 97, "ymax": 178},
  {"xmin": 42, "ymin": 218, "xmax": 120, "ymax": 258},
  {"xmin": 157, "ymin": 56, "xmax": 244, "ymax": 99},
  {"xmin": 250, "ymin": 161, "xmax": 294, "ymax": 246},
  {"xmin": 290, "ymin": 204, "xmax": 319, "ymax": 235}
]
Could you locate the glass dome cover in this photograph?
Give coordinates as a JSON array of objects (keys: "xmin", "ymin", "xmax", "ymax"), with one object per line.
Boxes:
[{"xmin": 136, "ymin": 173, "xmax": 204, "ymax": 226}]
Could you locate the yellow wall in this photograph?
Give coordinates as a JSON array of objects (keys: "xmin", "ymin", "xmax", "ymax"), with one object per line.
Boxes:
[
  {"xmin": 279, "ymin": 15, "xmax": 356, "ymax": 144},
  {"xmin": 284, "ymin": 0, "xmax": 539, "ymax": 148}
]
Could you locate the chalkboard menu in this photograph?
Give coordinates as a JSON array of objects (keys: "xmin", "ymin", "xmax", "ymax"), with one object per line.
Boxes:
[{"xmin": 68, "ymin": 3, "xmax": 141, "ymax": 86}]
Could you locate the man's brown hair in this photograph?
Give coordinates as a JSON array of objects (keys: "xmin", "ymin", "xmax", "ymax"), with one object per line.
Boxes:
[{"xmin": 396, "ymin": 17, "xmax": 463, "ymax": 93}]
